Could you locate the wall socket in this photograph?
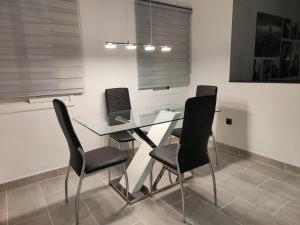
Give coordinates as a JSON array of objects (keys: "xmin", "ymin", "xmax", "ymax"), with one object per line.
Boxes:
[{"xmin": 226, "ymin": 118, "xmax": 232, "ymax": 125}]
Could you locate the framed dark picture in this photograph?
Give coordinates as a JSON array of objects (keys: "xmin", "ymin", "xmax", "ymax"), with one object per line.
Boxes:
[
  {"xmin": 230, "ymin": 0, "xmax": 300, "ymax": 83},
  {"xmin": 255, "ymin": 12, "xmax": 283, "ymax": 57}
]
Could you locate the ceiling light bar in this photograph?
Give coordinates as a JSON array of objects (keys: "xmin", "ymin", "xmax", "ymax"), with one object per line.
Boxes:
[
  {"xmin": 161, "ymin": 46, "xmax": 172, "ymax": 52},
  {"xmin": 144, "ymin": 44, "xmax": 155, "ymax": 51},
  {"xmin": 126, "ymin": 43, "xmax": 137, "ymax": 50},
  {"xmin": 105, "ymin": 42, "xmax": 117, "ymax": 49}
]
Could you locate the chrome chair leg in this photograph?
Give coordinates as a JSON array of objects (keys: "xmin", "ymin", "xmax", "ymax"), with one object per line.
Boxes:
[
  {"xmin": 108, "ymin": 138, "xmax": 111, "ymax": 185},
  {"xmin": 211, "ymin": 132, "xmax": 219, "ymax": 166},
  {"xmin": 65, "ymin": 163, "xmax": 71, "ymax": 203},
  {"xmin": 131, "ymin": 140, "xmax": 135, "ymax": 158},
  {"xmin": 208, "ymin": 156, "xmax": 217, "ymax": 206},
  {"xmin": 149, "ymin": 160, "xmax": 154, "ymax": 197},
  {"xmin": 178, "ymin": 172, "xmax": 186, "ymax": 223},
  {"xmin": 75, "ymin": 174, "xmax": 84, "ymax": 225},
  {"xmin": 121, "ymin": 163, "xmax": 129, "ymax": 205}
]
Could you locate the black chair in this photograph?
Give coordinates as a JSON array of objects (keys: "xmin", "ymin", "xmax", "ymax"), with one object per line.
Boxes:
[
  {"xmin": 53, "ymin": 99, "xmax": 129, "ymax": 225},
  {"xmin": 171, "ymin": 85, "xmax": 219, "ymax": 165},
  {"xmin": 105, "ymin": 88, "xmax": 136, "ymax": 158},
  {"xmin": 149, "ymin": 96, "xmax": 217, "ymax": 222}
]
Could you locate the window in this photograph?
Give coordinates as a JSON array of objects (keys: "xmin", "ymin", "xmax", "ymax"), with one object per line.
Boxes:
[
  {"xmin": 135, "ymin": 0, "xmax": 192, "ymax": 90},
  {"xmin": 0, "ymin": 0, "xmax": 84, "ymax": 102}
]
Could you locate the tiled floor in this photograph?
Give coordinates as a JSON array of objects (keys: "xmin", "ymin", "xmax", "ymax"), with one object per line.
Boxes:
[{"xmin": 1, "ymin": 146, "xmax": 300, "ymax": 225}]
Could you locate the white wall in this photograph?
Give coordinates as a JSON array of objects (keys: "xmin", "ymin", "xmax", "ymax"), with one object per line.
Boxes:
[
  {"xmin": 190, "ymin": 0, "xmax": 300, "ymax": 167},
  {"xmin": 0, "ymin": 0, "xmax": 190, "ymax": 184},
  {"xmin": 2, "ymin": 0, "xmax": 300, "ymax": 184}
]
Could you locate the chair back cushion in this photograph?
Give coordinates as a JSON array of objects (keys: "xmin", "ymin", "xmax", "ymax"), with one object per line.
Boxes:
[
  {"xmin": 196, "ymin": 85, "xmax": 218, "ymax": 97},
  {"xmin": 178, "ymin": 96, "xmax": 216, "ymax": 172},
  {"xmin": 53, "ymin": 99, "xmax": 83, "ymax": 175},
  {"xmin": 104, "ymin": 88, "xmax": 131, "ymax": 125}
]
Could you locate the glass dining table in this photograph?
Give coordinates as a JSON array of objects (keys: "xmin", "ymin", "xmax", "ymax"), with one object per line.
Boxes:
[{"xmin": 73, "ymin": 104, "xmax": 187, "ymax": 204}]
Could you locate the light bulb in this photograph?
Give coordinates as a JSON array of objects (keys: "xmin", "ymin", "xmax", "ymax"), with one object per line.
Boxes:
[
  {"xmin": 144, "ymin": 45, "xmax": 155, "ymax": 51},
  {"xmin": 126, "ymin": 43, "xmax": 137, "ymax": 50},
  {"xmin": 161, "ymin": 46, "xmax": 172, "ymax": 52},
  {"xmin": 105, "ymin": 42, "xmax": 117, "ymax": 49}
]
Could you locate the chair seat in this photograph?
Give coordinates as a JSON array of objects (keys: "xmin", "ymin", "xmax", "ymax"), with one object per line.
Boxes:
[
  {"xmin": 149, "ymin": 144, "xmax": 179, "ymax": 171},
  {"xmin": 171, "ymin": 128, "xmax": 182, "ymax": 138},
  {"xmin": 110, "ymin": 130, "xmax": 149, "ymax": 143},
  {"xmin": 110, "ymin": 131, "xmax": 135, "ymax": 142},
  {"xmin": 172, "ymin": 128, "xmax": 212, "ymax": 138},
  {"xmin": 85, "ymin": 147, "xmax": 127, "ymax": 174}
]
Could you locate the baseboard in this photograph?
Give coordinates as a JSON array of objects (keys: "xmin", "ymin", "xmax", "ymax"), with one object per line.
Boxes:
[
  {"xmin": 1, "ymin": 142, "xmax": 299, "ymax": 192},
  {"xmin": 0, "ymin": 166, "xmax": 69, "ymax": 192},
  {"xmin": 215, "ymin": 142, "xmax": 300, "ymax": 174}
]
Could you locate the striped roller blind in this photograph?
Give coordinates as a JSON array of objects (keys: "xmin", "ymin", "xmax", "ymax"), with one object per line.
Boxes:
[
  {"xmin": 135, "ymin": 0, "xmax": 192, "ymax": 90},
  {"xmin": 0, "ymin": 0, "xmax": 84, "ymax": 101}
]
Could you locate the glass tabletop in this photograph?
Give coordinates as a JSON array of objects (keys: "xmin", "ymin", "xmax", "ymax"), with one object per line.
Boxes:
[{"xmin": 73, "ymin": 104, "xmax": 185, "ymax": 136}]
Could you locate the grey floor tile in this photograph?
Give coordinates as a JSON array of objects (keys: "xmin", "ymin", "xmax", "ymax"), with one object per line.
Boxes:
[
  {"xmin": 259, "ymin": 178, "xmax": 300, "ymax": 206},
  {"xmin": 213, "ymin": 160, "xmax": 247, "ymax": 179},
  {"xmin": 71, "ymin": 214, "xmax": 98, "ymax": 225},
  {"xmin": 172, "ymin": 196, "xmax": 240, "ymax": 225},
  {"xmin": 15, "ymin": 212, "xmax": 52, "ymax": 225},
  {"xmin": 131, "ymin": 197, "xmax": 185, "ymax": 225},
  {"xmin": 132, "ymin": 222, "xmax": 145, "ymax": 225},
  {"xmin": 0, "ymin": 192, "xmax": 7, "ymax": 225},
  {"xmin": 155, "ymin": 186, "xmax": 192, "ymax": 206},
  {"xmin": 220, "ymin": 176, "xmax": 287, "ymax": 214},
  {"xmin": 222, "ymin": 199, "xmax": 289, "ymax": 225},
  {"xmin": 99, "ymin": 167, "xmax": 122, "ymax": 182},
  {"xmin": 40, "ymin": 175, "xmax": 75, "ymax": 196},
  {"xmin": 222, "ymin": 167, "xmax": 268, "ymax": 187},
  {"xmin": 249, "ymin": 163, "xmax": 300, "ymax": 189},
  {"xmin": 193, "ymin": 163, "xmax": 230, "ymax": 184},
  {"xmin": 185, "ymin": 177, "xmax": 237, "ymax": 208},
  {"xmin": 7, "ymin": 184, "xmax": 47, "ymax": 225},
  {"xmin": 45, "ymin": 190, "xmax": 90, "ymax": 225},
  {"xmin": 273, "ymin": 202, "xmax": 300, "ymax": 225},
  {"xmin": 83, "ymin": 188, "xmax": 139, "ymax": 225},
  {"xmin": 217, "ymin": 149, "xmax": 256, "ymax": 168},
  {"xmin": 69, "ymin": 174, "xmax": 107, "ymax": 200}
]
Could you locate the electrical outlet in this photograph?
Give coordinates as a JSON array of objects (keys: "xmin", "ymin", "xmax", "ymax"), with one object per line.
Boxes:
[{"xmin": 226, "ymin": 118, "xmax": 232, "ymax": 125}]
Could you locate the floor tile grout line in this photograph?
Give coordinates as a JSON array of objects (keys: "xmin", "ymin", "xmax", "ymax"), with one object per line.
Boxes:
[
  {"xmin": 238, "ymin": 197, "xmax": 286, "ymax": 217},
  {"xmin": 80, "ymin": 196, "xmax": 99, "ymax": 225},
  {"xmin": 267, "ymin": 176, "xmax": 300, "ymax": 192},
  {"xmin": 271, "ymin": 200, "xmax": 289, "ymax": 216},
  {"xmin": 255, "ymin": 177, "xmax": 271, "ymax": 188},
  {"xmin": 218, "ymin": 147, "xmax": 300, "ymax": 177},
  {"xmin": 249, "ymin": 160, "xmax": 300, "ymax": 177},
  {"xmin": 245, "ymin": 163, "xmax": 300, "ymax": 191},
  {"xmin": 38, "ymin": 183, "xmax": 54, "ymax": 225},
  {"xmin": 67, "ymin": 172, "xmax": 106, "ymax": 225},
  {"xmin": 189, "ymin": 194, "xmax": 243, "ymax": 225},
  {"xmin": 129, "ymin": 205, "xmax": 147, "ymax": 225},
  {"xmin": 159, "ymin": 194, "xmax": 194, "ymax": 221},
  {"xmin": 6, "ymin": 191, "xmax": 8, "ymax": 225},
  {"xmin": 217, "ymin": 197, "xmax": 239, "ymax": 211}
]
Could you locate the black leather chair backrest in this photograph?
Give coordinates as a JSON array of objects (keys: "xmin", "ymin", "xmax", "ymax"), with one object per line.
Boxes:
[
  {"xmin": 196, "ymin": 85, "xmax": 218, "ymax": 97},
  {"xmin": 178, "ymin": 96, "xmax": 216, "ymax": 173},
  {"xmin": 53, "ymin": 99, "xmax": 83, "ymax": 176},
  {"xmin": 104, "ymin": 88, "xmax": 131, "ymax": 125}
]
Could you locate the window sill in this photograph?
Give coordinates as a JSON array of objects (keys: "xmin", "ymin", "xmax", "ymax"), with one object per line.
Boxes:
[{"xmin": 0, "ymin": 96, "xmax": 74, "ymax": 115}]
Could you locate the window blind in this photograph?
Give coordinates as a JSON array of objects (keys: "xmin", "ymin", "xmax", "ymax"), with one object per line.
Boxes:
[
  {"xmin": 135, "ymin": 0, "xmax": 192, "ymax": 90},
  {"xmin": 0, "ymin": 0, "xmax": 84, "ymax": 101}
]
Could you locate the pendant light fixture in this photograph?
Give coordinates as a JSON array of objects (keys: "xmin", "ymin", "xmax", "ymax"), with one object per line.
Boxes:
[
  {"xmin": 104, "ymin": 0, "xmax": 171, "ymax": 52},
  {"xmin": 125, "ymin": 0, "xmax": 136, "ymax": 50},
  {"xmin": 105, "ymin": 42, "xmax": 117, "ymax": 49},
  {"xmin": 144, "ymin": 0, "xmax": 155, "ymax": 51}
]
